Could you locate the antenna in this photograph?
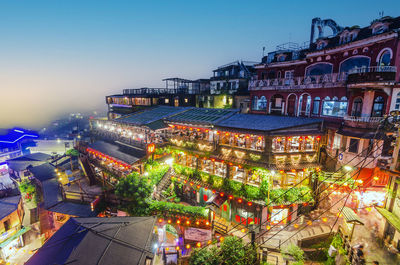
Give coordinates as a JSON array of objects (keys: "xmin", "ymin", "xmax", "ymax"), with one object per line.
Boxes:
[
  {"xmin": 262, "ymin": 46, "xmax": 265, "ymax": 57},
  {"xmin": 379, "ymin": 11, "xmax": 384, "ymax": 18}
]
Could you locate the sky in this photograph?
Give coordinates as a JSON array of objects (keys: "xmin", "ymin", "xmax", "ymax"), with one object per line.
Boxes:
[{"xmin": 1, "ymin": 0, "xmax": 400, "ymax": 129}]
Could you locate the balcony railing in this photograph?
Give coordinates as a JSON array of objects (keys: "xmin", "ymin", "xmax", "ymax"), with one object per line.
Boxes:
[
  {"xmin": 343, "ymin": 115, "xmax": 384, "ymax": 123},
  {"xmin": 347, "ymin": 66, "xmax": 397, "ymax": 84},
  {"xmin": 249, "ymin": 73, "xmax": 347, "ymax": 91},
  {"xmin": 347, "ymin": 66, "xmax": 397, "ymax": 74}
]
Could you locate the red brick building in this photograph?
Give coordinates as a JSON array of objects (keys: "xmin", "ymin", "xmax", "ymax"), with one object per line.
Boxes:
[{"xmin": 249, "ymin": 16, "xmax": 400, "ymax": 187}]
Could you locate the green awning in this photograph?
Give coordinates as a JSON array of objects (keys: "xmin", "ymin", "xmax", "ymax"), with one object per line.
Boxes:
[
  {"xmin": 0, "ymin": 226, "xmax": 31, "ymax": 248},
  {"xmin": 376, "ymin": 207, "xmax": 400, "ymax": 232},
  {"xmin": 342, "ymin": 207, "xmax": 364, "ymax": 225}
]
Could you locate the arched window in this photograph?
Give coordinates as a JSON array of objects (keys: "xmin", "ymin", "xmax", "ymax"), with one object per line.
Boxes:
[
  {"xmin": 339, "ymin": 56, "xmax": 370, "ymax": 73},
  {"xmin": 378, "ymin": 50, "xmax": 391, "ymax": 66},
  {"xmin": 258, "ymin": 96, "xmax": 267, "ymax": 110},
  {"xmin": 312, "ymin": 97, "xmax": 321, "ymax": 115},
  {"xmin": 371, "ymin": 96, "xmax": 385, "ymax": 117},
  {"xmin": 322, "ymin": 96, "xmax": 348, "ymax": 117},
  {"xmin": 305, "ymin": 63, "xmax": 333, "ymax": 76},
  {"xmin": 352, "ymin": 97, "xmax": 363, "ymax": 117},
  {"xmin": 395, "ymin": 92, "xmax": 400, "ymax": 110}
]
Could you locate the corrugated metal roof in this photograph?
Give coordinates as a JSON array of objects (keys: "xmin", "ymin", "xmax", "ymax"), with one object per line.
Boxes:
[{"xmin": 342, "ymin": 207, "xmax": 364, "ymax": 224}]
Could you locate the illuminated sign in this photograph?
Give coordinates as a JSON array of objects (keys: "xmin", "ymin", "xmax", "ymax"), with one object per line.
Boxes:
[{"xmin": 147, "ymin": 143, "xmax": 155, "ymax": 154}]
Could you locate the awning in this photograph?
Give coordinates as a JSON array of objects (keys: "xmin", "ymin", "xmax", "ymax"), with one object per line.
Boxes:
[
  {"xmin": 336, "ymin": 128, "xmax": 387, "ymax": 140},
  {"xmin": 342, "ymin": 207, "xmax": 364, "ymax": 225},
  {"xmin": 376, "ymin": 207, "xmax": 400, "ymax": 232},
  {"xmin": 0, "ymin": 226, "xmax": 31, "ymax": 248}
]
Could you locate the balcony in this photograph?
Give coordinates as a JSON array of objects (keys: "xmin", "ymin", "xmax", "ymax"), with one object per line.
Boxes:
[
  {"xmin": 249, "ymin": 73, "xmax": 347, "ymax": 91},
  {"xmin": 347, "ymin": 66, "xmax": 396, "ymax": 87},
  {"xmin": 343, "ymin": 115, "xmax": 384, "ymax": 128}
]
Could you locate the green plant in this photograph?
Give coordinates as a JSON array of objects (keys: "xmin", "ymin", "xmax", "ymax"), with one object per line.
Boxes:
[
  {"xmin": 115, "ymin": 172, "xmax": 152, "ymax": 215},
  {"xmin": 144, "ymin": 160, "xmax": 169, "ymax": 186},
  {"xmin": 281, "ymin": 243, "xmax": 304, "ymax": 263},
  {"xmin": 148, "ymin": 200, "xmax": 208, "ymax": 219},
  {"xmin": 19, "ymin": 180, "xmax": 37, "ymax": 203}
]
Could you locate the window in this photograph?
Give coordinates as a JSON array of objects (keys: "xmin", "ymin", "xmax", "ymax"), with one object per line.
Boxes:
[
  {"xmin": 165, "ymin": 98, "xmax": 169, "ymax": 104},
  {"xmin": 348, "ymin": 138, "xmax": 359, "ymax": 153},
  {"xmin": 184, "ymin": 98, "xmax": 188, "ymax": 103},
  {"xmin": 258, "ymin": 96, "xmax": 267, "ymax": 110},
  {"xmin": 351, "ymin": 97, "xmax": 363, "ymax": 117},
  {"xmin": 378, "ymin": 50, "xmax": 391, "ymax": 66},
  {"xmin": 3, "ymin": 220, "xmax": 10, "ymax": 231},
  {"xmin": 312, "ymin": 97, "xmax": 321, "ymax": 115},
  {"xmin": 333, "ymin": 134, "xmax": 341, "ymax": 150},
  {"xmin": 285, "ymin": 70, "xmax": 294, "ymax": 79},
  {"xmin": 272, "ymin": 137, "xmax": 286, "ymax": 152},
  {"xmin": 339, "ymin": 56, "xmax": 370, "ymax": 73},
  {"xmin": 361, "ymin": 139, "xmax": 374, "ymax": 157},
  {"xmin": 371, "ymin": 96, "xmax": 385, "ymax": 117},
  {"xmin": 305, "ymin": 63, "xmax": 333, "ymax": 76},
  {"xmin": 322, "ymin": 96, "xmax": 348, "ymax": 117},
  {"xmin": 395, "ymin": 92, "xmax": 400, "ymax": 110},
  {"xmin": 317, "ymin": 41, "xmax": 327, "ymax": 50}
]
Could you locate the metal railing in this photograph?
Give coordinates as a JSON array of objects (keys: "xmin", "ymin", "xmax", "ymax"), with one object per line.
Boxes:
[
  {"xmin": 343, "ymin": 115, "xmax": 384, "ymax": 123},
  {"xmin": 348, "ymin": 66, "xmax": 397, "ymax": 74},
  {"xmin": 249, "ymin": 73, "xmax": 347, "ymax": 91}
]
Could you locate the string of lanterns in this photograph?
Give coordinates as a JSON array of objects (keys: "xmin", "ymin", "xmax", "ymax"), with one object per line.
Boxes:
[{"xmin": 86, "ymin": 148, "xmax": 131, "ymax": 170}]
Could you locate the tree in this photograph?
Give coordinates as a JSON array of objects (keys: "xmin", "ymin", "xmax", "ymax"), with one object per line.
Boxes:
[
  {"xmin": 281, "ymin": 243, "xmax": 305, "ymax": 264},
  {"xmin": 66, "ymin": 148, "xmax": 79, "ymax": 171},
  {"xmin": 189, "ymin": 237, "xmax": 257, "ymax": 265},
  {"xmin": 115, "ymin": 172, "xmax": 152, "ymax": 215}
]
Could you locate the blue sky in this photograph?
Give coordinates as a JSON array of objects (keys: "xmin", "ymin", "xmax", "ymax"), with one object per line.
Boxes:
[{"xmin": 1, "ymin": 0, "xmax": 400, "ymax": 128}]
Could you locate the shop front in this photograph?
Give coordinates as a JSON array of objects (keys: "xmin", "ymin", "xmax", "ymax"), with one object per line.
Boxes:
[{"xmin": 0, "ymin": 226, "xmax": 30, "ymax": 260}]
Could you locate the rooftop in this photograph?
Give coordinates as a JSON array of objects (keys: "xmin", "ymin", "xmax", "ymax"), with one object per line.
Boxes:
[
  {"xmin": 29, "ymin": 163, "xmax": 57, "ymax": 182},
  {"xmin": 0, "ymin": 195, "xmax": 21, "ymax": 220},
  {"xmin": 88, "ymin": 141, "xmax": 146, "ymax": 165},
  {"xmin": 26, "ymin": 216, "xmax": 157, "ymax": 265},
  {"xmin": 0, "ymin": 128, "xmax": 39, "ymax": 148},
  {"xmin": 215, "ymin": 114, "xmax": 323, "ymax": 133},
  {"xmin": 115, "ymin": 106, "xmax": 188, "ymax": 127},
  {"xmin": 165, "ymin": 108, "xmax": 238, "ymax": 126}
]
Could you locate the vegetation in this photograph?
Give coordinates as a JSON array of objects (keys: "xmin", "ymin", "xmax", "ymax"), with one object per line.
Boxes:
[
  {"xmin": 173, "ymin": 163, "xmax": 313, "ymax": 205},
  {"xmin": 115, "ymin": 172, "xmax": 152, "ymax": 215},
  {"xmin": 66, "ymin": 148, "xmax": 79, "ymax": 170},
  {"xmin": 19, "ymin": 180, "xmax": 38, "ymax": 204},
  {"xmin": 189, "ymin": 236, "xmax": 257, "ymax": 265},
  {"xmin": 148, "ymin": 200, "xmax": 208, "ymax": 219},
  {"xmin": 144, "ymin": 159, "xmax": 169, "ymax": 186},
  {"xmin": 281, "ymin": 243, "xmax": 305, "ymax": 264}
]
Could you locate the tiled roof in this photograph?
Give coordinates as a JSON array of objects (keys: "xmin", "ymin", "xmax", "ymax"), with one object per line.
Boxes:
[
  {"xmin": 29, "ymin": 163, "xmax": 57, "ymax": 182},
  {"xmin": 0, "ymin": 195, "xmax": 20, "ymax": 220},
  {"xmin": 166, "ymin": 108, "xmax": 238, "ymax": 125},
  {"xmin": 26, "ymin": 216, "xmax": 157, "ymax": 265},
  {"xmin": 115, "ymin": 106, "xmax": 188, "ymax": 126},
  {"xmin": 216, "ymin": 114, "xmax": 322, "ymax": 133},
  {"xmin": 48, "ymin": 202, "xmax": 95, "ymax": 217},
  {"xmin": 88, "ymin": 141, "xmax": 145, "ymax": 165}
]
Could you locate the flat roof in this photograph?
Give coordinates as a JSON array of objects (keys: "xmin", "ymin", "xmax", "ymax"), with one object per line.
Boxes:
[
  {"xmin": 26, "ymin": 216, "xmax": 156, "ymax": 265},
  {"xmin": 165, "ymin": 108, "xmax": 238, "ymax": 126},
  {"xmin": 29, "ymin": 163, "xmax": 57, "ymax": 182},
  {"xmin": 215, "ymin": 114, "xmax": 323, "ymax": 133},
  {"xmin": 88, "ymin": 141, "xmax": 145, "ymax": 165}
]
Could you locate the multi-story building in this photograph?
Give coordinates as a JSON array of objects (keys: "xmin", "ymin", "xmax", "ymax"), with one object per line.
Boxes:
[
  {"xmin": 0, "ymin": 195, "xmax": 27, "ymax": 261},
  {"xmin": 105, "ymin": 78, "xmax": 208, "ymax": 119},
  {"xmin": 163, "ymin": 108, "xmax": 323, "ymax": 226},
  {"xmin": 0, "ymin": 128, "xmax": 39, "ymax": 165},
  {"xmin": 249, "ymin": 16, "xmax": 400, "ymax": 189},
  {"xmin": 197, "ymin": 61, "xmax": 257, "ymax": 112}
]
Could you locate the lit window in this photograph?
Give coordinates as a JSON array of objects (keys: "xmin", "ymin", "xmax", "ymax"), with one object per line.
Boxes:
[
  {"xmin": 165, "ymin": 98, "xmax": 169, "ymax": 104},
  {"xmin": 322, "ymin": 96, "xmax": 348, "ymax": 117},
  {"xmin": 184, "ymin": 98, "xmax": 188, "ymax": 103}
]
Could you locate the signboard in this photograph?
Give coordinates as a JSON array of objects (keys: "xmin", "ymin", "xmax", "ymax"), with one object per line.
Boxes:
[
  {"xmin": 147, "ymin": 143, "xmax": 155, "ymax": 154},
  {"xmin": 184, "ymin": 227, "xmax": 211, "ymax": 242}
]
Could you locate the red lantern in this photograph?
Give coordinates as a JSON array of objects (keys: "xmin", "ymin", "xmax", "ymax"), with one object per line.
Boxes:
[
  {"xmin": 238, "ymin": 198, "xmax": 242, "ymax": 203},
  {"xmin": 248, "ymin": 202, "xmax": 253, "ymax": 206}
]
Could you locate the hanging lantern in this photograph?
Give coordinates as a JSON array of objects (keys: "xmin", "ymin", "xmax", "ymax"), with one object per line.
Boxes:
[
  {"xmin": 228, "ymin": 195, "xmax": 233, "ymax": 200},
  {"xmin": 248, "ymin": 202, "xmax": 253, "ymax": 206},
  {"xmin": 196, "ymin": 242, "xmax": 201, "ymax": 248},
  {"xmin": 176, "ymin": 220, "xmax": 181, "ymax": 224},
  {"xmin": 316, "ymin": 135, "xmax": 321, "ymax": 141},
  {"xmin": 238, "ymin": 198, "xmax": 243, "ymax": 203}
]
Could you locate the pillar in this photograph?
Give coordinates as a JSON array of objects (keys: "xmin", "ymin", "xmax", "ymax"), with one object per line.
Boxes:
[{"xmin": 361, "ymin": 90, "xmax": 375, "ymax": 117}]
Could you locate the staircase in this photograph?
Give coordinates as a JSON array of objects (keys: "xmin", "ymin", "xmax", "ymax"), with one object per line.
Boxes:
[
  {"xmin": 153, "ymin": 167, "xmax": 173, "ymax": 200},
  {"xmin": 79, "ymin": 156, "xmax": 97, "ymax": 186}
]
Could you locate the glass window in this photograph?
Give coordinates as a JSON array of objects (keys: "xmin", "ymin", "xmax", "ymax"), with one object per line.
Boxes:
[
  {"xmin": 306, "ymin": 63, "xmax": 333, "ymax": 76},
  {"xmin": 272, "ymin": 137, "xmax": 286, "ymax": 152},
  {"xmin": 258, "ymin": 96, "xmax": 267, "ymax": 110},
  {"xmin": 372, "ymin": 96, "xmax": 385, "ymax": 117},
  {"xmin": 395, "ymin": 92, "xmax": 400, "ymax": 110},
  {"xmin": 333, "ymin": 134, "xmax": 341, "ymax": 150},
  {"xmin": 322, "ymin": 97, "xmax": 348, "ymax": 117},
  {"xmin": 348, "ymin": 138, "xmax": 359, "ymax": 153},
  {"xmin": 352, "ymin": 97, "xmax": 363, "ymax": 117},
  {"xmin": 340, "ymin": 56, "xmax": 370, "ymax": 73},
  {"xmin": 379, "ymin": 50, "xmax": 391, "ymax": 66},
  {"xmin": 288, "ymin": 136, "xmax": 301, "ymax": 152},
  {"xmin": 312, "ymin": 97, "xmax": 320, "ymax": 115},
  {"xmin": 304, "ymin": 136, "xmax": 316, "ymax": 151}
]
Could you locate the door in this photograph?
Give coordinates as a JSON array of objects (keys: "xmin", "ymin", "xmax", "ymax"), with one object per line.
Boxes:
[{"xmin": 287, "ymin": 95, "xmax": 296, "ymax": 116}]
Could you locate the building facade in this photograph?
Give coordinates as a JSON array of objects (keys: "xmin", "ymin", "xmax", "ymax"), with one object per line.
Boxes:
[{"xmin": 249, "ymin": 16, "xmax": 400, "ymax": 189}]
